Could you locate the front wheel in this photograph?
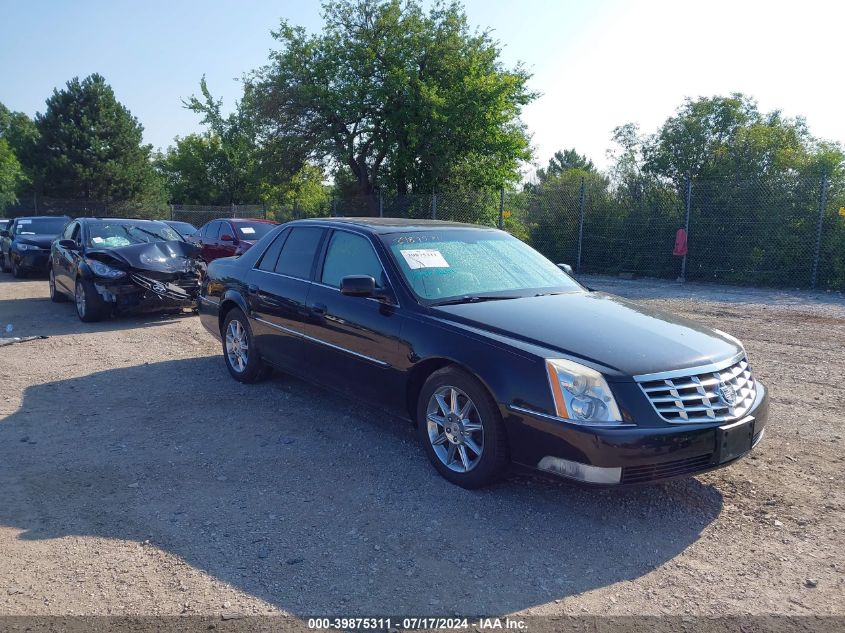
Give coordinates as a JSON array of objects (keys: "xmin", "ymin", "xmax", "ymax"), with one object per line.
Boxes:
[
  {"xmin": 417, "ymin": 366, "xmax": 509, "ymax": 489},
  {"xmin": 222, "ymin": 308, "xmax": 271, "ymax": 383},
  {"xmin": 75, "ymin": 277, "xmax": 108, "ymax": 322},
  {"xmin": 11, "ymin": 257, "xmax": 25, "ymax": 278}
]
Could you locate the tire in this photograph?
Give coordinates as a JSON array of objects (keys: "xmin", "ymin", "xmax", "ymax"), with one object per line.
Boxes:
[
  {"xmin": 49, "ymin": 267, "xmax": 67, "ymax": 302},
  {"xmin": 74, "ymin": 276, "xmax": 108, "ymax": 322},
  {"xmin": 221, "ymin": 308, "xmax": 271, "ymax": 383},
  {"xmin": 11, "ymin": 257, "xmax": 25, "ymax": 278},
  {"xmin": 416, "ymin": 366, "xmax": 509, "ymax": 489},
  {"xmin": 0, "ymin": 251, "xmax": 9, "ymax": 273}
]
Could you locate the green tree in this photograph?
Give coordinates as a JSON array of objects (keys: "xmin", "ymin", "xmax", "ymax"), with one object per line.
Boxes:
[
  {"xmin": 35, "ymin": 74, "xmax": 160, "ymax": 201},
  {"xmin": 248, "ymin": 0, "xmax": 535, "ymax": 200},
  {"xmin": 0, "ymin": 104, "xmax": 40, "ymax": 191},
  {"xmin": 0, "ymin": 139, "xmax": 25, "ymax": 208},
  {"xmin": 155, "ymin": 134, "xmax": 230, "ymax": 205},
  {"xmin": 536, "ymin": 148, "xmax": 595, "ymax": 183},
  {"xmin": 182, "ymin": 77, "xmax": 263, "ymax": 204}
]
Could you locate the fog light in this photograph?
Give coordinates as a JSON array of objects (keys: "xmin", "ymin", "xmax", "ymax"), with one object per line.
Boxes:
[{"xmin": 537, "ymin": 456, "xmax": 621, "ymax": 484}]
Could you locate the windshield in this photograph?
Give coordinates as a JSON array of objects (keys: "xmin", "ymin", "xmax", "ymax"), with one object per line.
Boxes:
[
  {"xmin": 381, "ymin": 229, "xmax": 581, "ymax": 302},
  {"xmin": 234, "ymin": 222, "xmax": 276, "ymax": 240},
  {"xmin": 87, "ymin": 221, "xmax": 182, "ymax": 248},
  {"xmin": 14, "ymin": 217, "xmax": 68, "ymax": 235}
]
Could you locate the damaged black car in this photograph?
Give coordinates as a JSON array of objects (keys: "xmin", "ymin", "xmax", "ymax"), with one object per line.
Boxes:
[{"xmin": 49, "ymin": 218, "xmax": 204, "ymax": 322}]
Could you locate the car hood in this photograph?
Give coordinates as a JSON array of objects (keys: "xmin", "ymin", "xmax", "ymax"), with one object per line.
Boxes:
[
  {"xmin": 431, "ymin": 291, "xmax": 742, "ymax": 378},
  {"xmin": 16, "ymin": 234, "xmax": 58, "ymax": 248},
  {"xmin": 86, "ymin": 240, "xmax": 201, "ymax": 273}
]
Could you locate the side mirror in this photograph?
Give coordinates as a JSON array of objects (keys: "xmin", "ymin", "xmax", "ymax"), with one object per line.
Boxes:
[
  {"xmin": 58, "ymin": 239, "xmax": 81, "ymax": 251},
  {"xmin": 0, "ymin": 230, "xmax": 9, "ymax": 238},
  {"xmin": 340, "ymin": 275, "xmax": 376, "ymax": 297},
  {"xmin": 220, "ymin": 234, "xmax": 235, "ymax": 242},
  {"xmin": 557, "ymin": 263, "xmax": 574, "ymax": 275}
]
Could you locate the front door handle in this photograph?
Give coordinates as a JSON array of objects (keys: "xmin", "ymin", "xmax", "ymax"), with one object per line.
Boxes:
[
  {"xmin": 312, "ymin": 303, "xmax": 327, "ymax": 316},
  {"xmin": 248, "ymin": 284, "xmax": 259, "ymax": 293}
]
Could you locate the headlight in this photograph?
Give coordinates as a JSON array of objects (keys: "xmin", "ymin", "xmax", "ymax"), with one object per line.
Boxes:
[
  {"xmin": 545, "ymin": 358, "xmax": 623, "ymax": 425},
  {"xmin": 15, "ymin": 243, "xmax": 37, "ymax": 251},
  {"xmin": 86, "ymin": 259, "xmax": 126, "ymax": 279}
]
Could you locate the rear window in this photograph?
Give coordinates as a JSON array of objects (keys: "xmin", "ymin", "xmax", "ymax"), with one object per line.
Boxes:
[
  {"xmin": 235, "ymin": 222, "xmax": 276, "ymax": 240},
  {"xmin": 14, "ymin": 217, "xmax": 68, "ymax": 235}
]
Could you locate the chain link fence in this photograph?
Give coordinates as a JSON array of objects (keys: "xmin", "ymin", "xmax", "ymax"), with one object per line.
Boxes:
[
  {"xmin": 328, "ymin": 174, "xmax": 844, "ymax": 291},
  {"xmin": 4, "ymin": 174, "xmax": 843, "ymax": 291}
]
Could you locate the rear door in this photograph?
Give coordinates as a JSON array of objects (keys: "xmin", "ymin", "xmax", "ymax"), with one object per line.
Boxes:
[{"xmin": 245, "ymin": 226, "xmax": 326, "ymax": 372}]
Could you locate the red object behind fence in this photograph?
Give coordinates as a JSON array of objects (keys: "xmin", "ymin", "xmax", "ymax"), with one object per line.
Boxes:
[{"xmin": 673, "ymin": 228, "xmax": 688, "ymax": 256}]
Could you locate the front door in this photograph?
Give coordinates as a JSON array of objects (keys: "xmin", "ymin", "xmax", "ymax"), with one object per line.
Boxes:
[{"xmin": 301, "ymin": 229, "xmax": 406, "ymax": 412}]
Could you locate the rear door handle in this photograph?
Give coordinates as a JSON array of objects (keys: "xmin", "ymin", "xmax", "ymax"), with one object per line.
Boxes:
[
  {"xmin": 312, "ymin": 303, "xmax": 327, "ymax": 316},
  {"xmin": 248, "ymin": 284, "xmax": 259, "ymax": 293}
]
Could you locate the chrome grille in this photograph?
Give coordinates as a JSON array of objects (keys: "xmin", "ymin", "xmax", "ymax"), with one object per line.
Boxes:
[{"xmin": 637, "ymin": 356, "xmax": 756, "ymax": 424}]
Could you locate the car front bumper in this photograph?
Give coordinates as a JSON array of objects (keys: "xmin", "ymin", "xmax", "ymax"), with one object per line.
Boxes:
[
  {"xmin": 12, "ymin": 250, "xmax": 50, "ymax": 271},
  {"xmin": 505, "ymin": 381, "xmax": 769, "ymax": 485}
]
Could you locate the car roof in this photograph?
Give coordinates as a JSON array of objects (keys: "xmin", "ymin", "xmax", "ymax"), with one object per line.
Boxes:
[
  {"xmin": 78, "ymin": 217, "xmax": 167, "ymax": 223},
  {"xmin": 12, "ymin": 215, "xmax": 71, "ymax": 221},
  {"xmin": 228, "ymin": 218, "xmax": 279, "ymax": 224},
  {"xmin": 289, "ymin": 217, "xmax": 499, "ymax": 235}
]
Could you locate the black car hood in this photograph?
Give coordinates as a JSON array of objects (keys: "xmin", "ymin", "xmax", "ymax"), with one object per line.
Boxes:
[
  {"xmin": 86, "ymin": 240, "xmax": 201, "ymax": 273},
  {"xmin": 432, "ymin": 291, "xmax": 741, "ymax": 378},
  {"xmin": 16, "ymin": 234, "xmax": 58, "ymax": 248}
]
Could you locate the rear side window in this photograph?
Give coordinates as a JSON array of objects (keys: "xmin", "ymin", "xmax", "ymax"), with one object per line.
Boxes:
[
  {"xmin": 257, "ymin": 229, "xmax": 289, "ymax": 272},
  {"xmin": 274, "ymin": 227, "xmax": 323, "ymax": 279},
  {"xmin": 321, "ymin": 231, "xmax": 384, "ymax": 288}
]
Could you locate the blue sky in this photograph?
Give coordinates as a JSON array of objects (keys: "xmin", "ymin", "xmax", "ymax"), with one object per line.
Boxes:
[{"xmin": 2, "ymin": 0, "xmax": 843, "ymax": 172}]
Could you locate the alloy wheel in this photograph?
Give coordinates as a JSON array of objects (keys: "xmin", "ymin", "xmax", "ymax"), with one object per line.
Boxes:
[
  {"xmin": 75, "ymin": 281, "xmax": 86, "ymax": 318},
  {"xmin": 49, "ymin": 269, "xmax": 56, "ymax": 298},
  {"xmin": 426, "ymin": 385, "xmax": 484, "ymax": 472},
  {"xmin": 225, "ymin": 319, "xmax": 249, "ymax": 373}
]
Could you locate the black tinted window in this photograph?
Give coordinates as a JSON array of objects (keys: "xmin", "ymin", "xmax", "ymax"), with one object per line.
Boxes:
[
  {"xmin": 201, "ymin": 222, "xmax": 216, "ymax": 238},
  {"xmin": 321, "ymin": 231, "xmax": 384, "ymax": 288},
  {"xmin": 275, "ymin": 227, "xmax": 323, "ymax": 279},
  {"xmin": 257, "ymin": 229, "xmax": 288, "ymax": 272}
]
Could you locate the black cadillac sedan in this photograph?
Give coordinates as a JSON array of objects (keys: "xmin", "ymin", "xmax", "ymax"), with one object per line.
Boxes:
[{"xmin": 198, "ymin": 218, "xmax": 767, "ymax": 488}]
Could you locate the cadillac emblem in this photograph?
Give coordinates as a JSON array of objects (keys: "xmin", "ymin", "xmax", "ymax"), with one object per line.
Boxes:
[{"xmin": 718, "ymin": 382, "xmax": 738, "ymax": 407}]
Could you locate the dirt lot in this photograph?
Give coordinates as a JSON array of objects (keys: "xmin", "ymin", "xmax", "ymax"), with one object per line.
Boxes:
[{"xmin": 0, "ymin": 272, "xmax": 843, "ymax": 618}]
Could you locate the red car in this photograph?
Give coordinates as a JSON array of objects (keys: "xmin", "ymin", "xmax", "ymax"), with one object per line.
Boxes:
[{"xmin": 189, "ymin": 218, "xmax": 280, "ymax": 262}]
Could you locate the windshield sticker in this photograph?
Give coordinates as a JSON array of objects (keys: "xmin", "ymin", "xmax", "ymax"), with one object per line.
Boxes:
[
  {"xmin": 400, "ymin": 248, "xmax": 450, "ymax": 270},
  {"xmin": 91, "ymin": 237, "xmax": 104, "ymax": 244},
  {"xmin": 18, "ymin": 219, "xmax": 31, "ymax": 224},
  {"xmin": 240, "ymin": 227, "xmax": 256, "ymax": 234}
]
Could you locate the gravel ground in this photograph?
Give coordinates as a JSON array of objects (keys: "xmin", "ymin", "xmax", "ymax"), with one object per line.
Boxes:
[{"xmin": 0, "ymin": 272, "xmax": 843, "ymax": 618}]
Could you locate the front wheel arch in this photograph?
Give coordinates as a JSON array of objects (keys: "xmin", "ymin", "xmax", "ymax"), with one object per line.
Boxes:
[{"xmin": 405, "ymin": 357, "xmax": 500, "ymax": 427}]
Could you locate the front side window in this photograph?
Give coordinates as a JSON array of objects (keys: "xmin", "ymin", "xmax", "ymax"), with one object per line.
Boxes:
[
  {"xmin": 321, "ymin": 231, "xmax": 384, "ymax": 288},
  {"xmin": 86, "ymin": 221, "xmax": 181, "ymax": 248},
  {"xmin": 274, "ymin": 227, "xmax": 323, "ymax": 279},
  {"xmin": 381, "ymin": 229, "xmax": 581, "ymax": 302}
]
